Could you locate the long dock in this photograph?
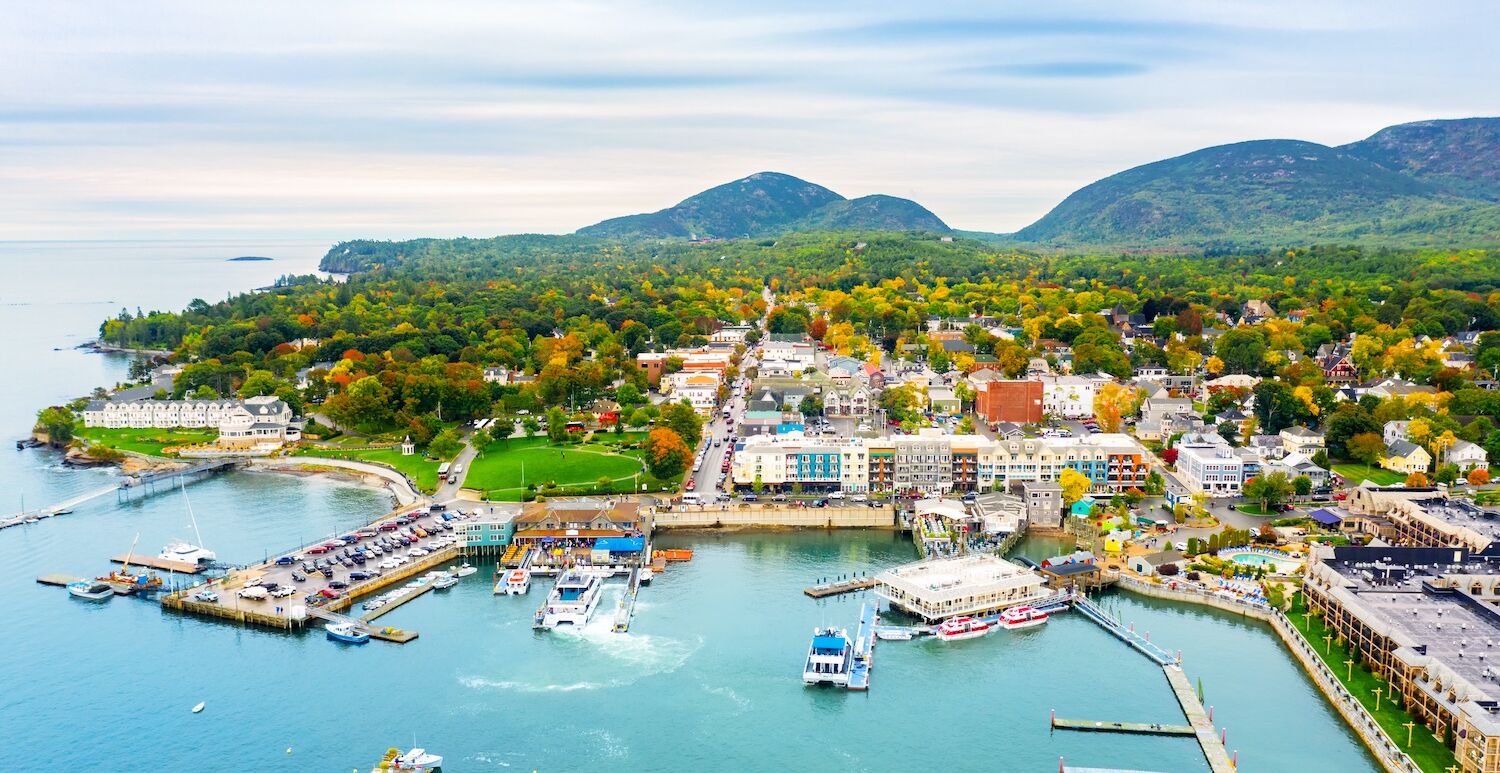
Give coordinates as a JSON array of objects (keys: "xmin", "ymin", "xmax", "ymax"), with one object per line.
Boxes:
[
  {"xmin": 804, "ymin": 577, "xmax": 876, "ymax": 598},
  {"xmin": 847, "ymin": 601, "xmax": 876, "ymax": 691},
  {"xmin": 305, "ymin": 606, "xmax": 419, "ymax": 644},
  {"xmin": 1052, "ymin": 717, "xmax": 1194, "ymax": 736},
  {"xmin": 36, "ymin": 574, "xmax": 84, "ymax": 587},
  {"xmin": 612, "ymin": 568, "xmax": 642, "ymax": 633},
  {"xmin": 3, "ymin": 460, "xmax": 238, "ymax": 530},
  {"xmin": 1072, "ymin": 594, "xmax": 1175, "ymax": 666},
  {"xmin": 359, "ymin": 578, "xmax": 436, "ymax": 623}
]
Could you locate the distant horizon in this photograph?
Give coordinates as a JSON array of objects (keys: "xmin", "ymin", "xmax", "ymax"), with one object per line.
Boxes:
[{"xmin": 2, "ymin": 2, "xmax": 1496, "ymax": 241}]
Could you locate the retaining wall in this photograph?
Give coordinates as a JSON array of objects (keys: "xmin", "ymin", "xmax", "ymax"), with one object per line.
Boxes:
[{"xmin": 653, "ymin": 505, "xmax": 896, "ymax": 529}]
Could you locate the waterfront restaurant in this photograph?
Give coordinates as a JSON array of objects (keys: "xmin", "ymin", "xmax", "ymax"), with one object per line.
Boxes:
[
  {"xmin": 875, "ymin": 554, "xmax": 1048, "ymax": 623},
  {"xmin": 1304, "ymin": 546, "xmax": 1500, "ymax": 771},
  {"xmin": 509, "ymin": 498, "xmax": 649, "ymax": 564}
]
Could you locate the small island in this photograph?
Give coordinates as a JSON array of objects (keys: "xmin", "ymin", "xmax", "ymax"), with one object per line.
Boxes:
[{"xmin": 227, "ymin": 256, "xmax": 274, "ymax": 262}]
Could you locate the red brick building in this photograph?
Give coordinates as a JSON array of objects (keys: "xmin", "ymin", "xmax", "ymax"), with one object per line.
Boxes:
[{"xmin": 975, "ymin": 380, "xmax": 1044, "ymax": 425}]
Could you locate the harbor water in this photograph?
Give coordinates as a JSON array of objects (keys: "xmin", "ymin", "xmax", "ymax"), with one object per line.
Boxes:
[{"xmin": 0, "ymin": 242, "xmax": 1381, "ymax": 771}]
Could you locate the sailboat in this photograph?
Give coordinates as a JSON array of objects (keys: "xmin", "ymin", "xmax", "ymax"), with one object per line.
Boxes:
[
  {"xmin": 99, "ymin": 533, "xmax": 163, "ymax": 595},
  {"xmin": 159, "ymin": 483, "xmax": 215, "ymax": 565}
]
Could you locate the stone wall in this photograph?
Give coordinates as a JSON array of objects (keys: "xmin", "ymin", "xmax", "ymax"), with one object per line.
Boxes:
[{"xmin": 653, "ymin": 505, "xmax": 896, "ymax": 529}]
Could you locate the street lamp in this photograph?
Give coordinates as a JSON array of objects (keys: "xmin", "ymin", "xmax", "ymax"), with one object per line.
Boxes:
[
  {"xmin": 1345, "ymin": 658, "xmax": 1355, "ymax": 682},
  {"xmin": 1372, "ymin": 687, "xmax": 1383, "ymax": 711},
  {"xmin": 1324, "ymin": 634, "xmax": 1333, "ymax": 655},
  {"xmin": 1403, "ymin": 721, "xmax": 1416, "ymax": 747}
]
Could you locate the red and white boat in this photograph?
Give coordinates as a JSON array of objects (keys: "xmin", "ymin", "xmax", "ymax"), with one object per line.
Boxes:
[
  {"xmin": 1000, "ymin": 605, "xmax": 1049, "ymax": 630},
  {"xmin": 935, "ymin": 616, "xmax": 992, "ymax": 642}
]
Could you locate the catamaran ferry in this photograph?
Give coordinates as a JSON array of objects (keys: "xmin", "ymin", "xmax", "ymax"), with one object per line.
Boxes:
[
  {"xmin": 1000, "ymin": 605, "xmax": 1049, "ymax": 630},
  {"xmin": 533, "ymin": 570, "xmax": 603, "ymax": 629},
  {"xmin": 802, "ymin": 627, "xmax": 852, "ymax": 686},
  {"xmin": 935, "ymin": 616, "xmax": 991, "ymax": 642}
]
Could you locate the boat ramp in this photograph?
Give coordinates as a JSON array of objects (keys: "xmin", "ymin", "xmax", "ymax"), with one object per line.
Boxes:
[
  {"xmin": 612, "ymin": 567, "xmax": 643, "ymax": 633},
  {"xmin": 846, "ymin": 602, "xmax": 877, "ymax": 691}
]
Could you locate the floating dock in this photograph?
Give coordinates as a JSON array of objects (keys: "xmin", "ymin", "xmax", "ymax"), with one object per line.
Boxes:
[
  {"xmin": 305, "ymin": 607, "xmax": 419, "ymax": 644},
  {"xmin": 804, "ymin": 577, "xmax": 876, "ymax": 598},
  {"xmin": 36, "ymin": 574, "xmax": 83, "ymax": 587},
  {"xmin": 360, "ymin": 578, "xmax": 437, "ymax": 623},
  {"xmin": 1052, "ymin": 717, "xmax": 1194, "ymax": 736},
  {"xmin": 612, "ymin": 568, "xmax": 642, "ymax": 633},
  {"xmin": 846, "ymin": 602, "xmax": 876, "ymax": 691},
  {"xmin": 111, "ymin": 554, "xmax": 204, "ymax": 574}
]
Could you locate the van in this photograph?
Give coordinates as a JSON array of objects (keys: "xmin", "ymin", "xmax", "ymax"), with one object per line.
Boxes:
[{"xmin": 682, "ymin": 493, "xmax": 702, "ymax": 505}]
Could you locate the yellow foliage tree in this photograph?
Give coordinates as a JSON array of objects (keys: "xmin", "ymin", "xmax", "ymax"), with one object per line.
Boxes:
[
  {"xmin": 1059, "ymin": 468, "xmax": 1091, "ymax": 506},
  {"xmin": 1206, "ymin": 356, "xmax": 1225, "ymax": 375}
]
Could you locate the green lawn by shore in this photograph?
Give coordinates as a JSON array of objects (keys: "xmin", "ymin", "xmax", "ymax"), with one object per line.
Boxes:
[
  {"xmin": 295, "ymin": 446, "xmax": 443, "ymax": 493},
  {"xmin": 464, "ymin": 435, "xmax": 673, "ymax": 500},
  {"xmin": 1288, "ymin": 595, "xmax": 1456, "ymax": 773},
  {"xmin": 1331, "ymin": 463, "xmax": 1406, "ymax": 486},
  {"xmin": 75, "ymin": 426, "xmax": 217, "ymax": 456}
]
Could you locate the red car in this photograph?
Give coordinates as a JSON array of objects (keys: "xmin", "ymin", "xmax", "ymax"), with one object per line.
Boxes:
[
  {"xmin": 378, "ymin": 522, "xmax": 400, "ymax": 531},
  {"xmin": 317, "ymin": 588, "xmax": 341, "ymax": 599},
  {"xmin": 686, "ymin": 480, "xmax": 696, "ymax": 491},
  {"xmin": 307, "ymin": 545, "xmax": 330, "ymax": 554}
]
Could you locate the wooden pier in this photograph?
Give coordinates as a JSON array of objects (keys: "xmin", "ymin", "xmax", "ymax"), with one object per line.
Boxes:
[
  {"xmin": 1052, "ymin": 717, "xmax": 1194, "ymax": 736},
  {"xmin": 803, "ymin": 577, "xmax": 876, "ymax": 598},
  {"xmin": 110, "ymin": 554, "xmax": 203, "ymax": 574},
  {"xmin": 359, "ymin": 578, "xmax": 436, "ymax": 623}
]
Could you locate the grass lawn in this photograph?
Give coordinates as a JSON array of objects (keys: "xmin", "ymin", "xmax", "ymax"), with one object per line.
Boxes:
[
  {"xmin": 75, "ymin": 426, "xmax": 217, "ymax": 456},
  {"xmin": 295, "ymin": 446, "xmax": 443, "ymax": 493},
  {"xmin": 1288, "ymin": 595, "xmax": 1457, "ymax": 773},
  {"xmin": 1331, "ymin": 463, "xmax": 1406, "ymax": 486},
  {"xmin": 1234, "ymin": 503, "xmax": 1278, "ymax": 516},
  {"xmin": 465, "ymin": 436, "xmax": 672, "ymax": 500}
]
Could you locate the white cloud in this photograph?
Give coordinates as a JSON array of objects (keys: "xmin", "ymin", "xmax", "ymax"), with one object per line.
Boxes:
[{"xmin": 0, "ymin": 0, "xmax": 1495, "ymax": 239}]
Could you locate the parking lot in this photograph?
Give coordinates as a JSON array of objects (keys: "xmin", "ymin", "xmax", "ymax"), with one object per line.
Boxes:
[{"xmin": 186, "ymin": 504, "xmax": 474, "ymax": 613}]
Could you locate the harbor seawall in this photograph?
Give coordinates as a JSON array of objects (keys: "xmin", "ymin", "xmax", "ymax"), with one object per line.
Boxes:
[{"xmin": 653, "ymin": 505, "xmax": 896, "ymax": 529}]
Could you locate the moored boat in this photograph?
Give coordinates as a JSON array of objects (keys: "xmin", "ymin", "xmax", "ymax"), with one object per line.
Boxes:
[
  {"xmin": 802, "ymin": 626, "xmax": 852, "ymax": 686},
  {"xmin": 875, "ymin": 628, "xmax": 914, "ymax": 641},
  {"xmin": 431, "ymin": 572, "xmax": 457, "ymax": 590},
  {"xmin": 534, "ymin": 570, "xmax": 602, "ymax": 629},
  {"xmin": 454, "ymin": 562, "xmax": 477, "ymax": 578},
  {"xmin": 66, "ymin": 580, "xmax": 115, "ymax": 601},
  {"xmin": 1000, "ymin": 605, "xmax": 1049, "ymax": 630},
  {"xmin": 392, "ymin": 747, "xmax": 444, "ymax": 770},
  {"xmin": 326, "ymin": 623, "xmax": 370, "ymax": 644},
  {"xmin": 935, "ymin": 616, "xmax": 991, "ymax": 642},
  {"xmin": 496, "ymin": 568, "xmax": 530, "ymax": 596}
]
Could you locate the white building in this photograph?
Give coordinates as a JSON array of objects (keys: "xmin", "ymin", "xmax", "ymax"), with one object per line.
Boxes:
[
  {"xmin": 80, "ymin": 395, "xmax": 295, "ymax": 448},
  {"xmin": 1176, "ymin": 435, "xmax": 1245, "ymax": 496},
  {"xmin": 664, "ymin": 371, "xmax": 722, "ymax": 415},
  {"xmin": 875, "ymin": 555, "xmax": 1049, "ymax": 623},
  {"xmin": 1446, "ymin": 440, "xmax": 1489, "ymax": 472},
  {"xmin": 1279, "ymin": 426, "xmax": 1325, "ymax": 456},
  {"xmin": 1040, "ymin": 375, "xmax": 1096, "ymax": 419}
]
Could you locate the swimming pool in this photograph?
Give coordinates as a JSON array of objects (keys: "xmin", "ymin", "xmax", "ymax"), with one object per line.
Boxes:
[{"xmin": 1223, "ymin": 550, "xmax": 1304, "ymax": 573}]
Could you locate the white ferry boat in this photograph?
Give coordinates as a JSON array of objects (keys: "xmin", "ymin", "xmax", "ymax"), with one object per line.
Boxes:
[
  {"xmin": 494, "ymin": 568, "xmax": 531, "ymax": 595},
  {"xmin": 802, "ymin": 627, "xmax": 852, "ymax": 686},
  {"xmin": 533, "ymin": 570, "xmax": 602, "ymax": 629},
  {"xmin": 935, "ymin": 616, "xmax": 991, "ymax": 642},
  {"xmin": 1000, "ymin": 605, "xmax": 1049, "ymax": 630}
]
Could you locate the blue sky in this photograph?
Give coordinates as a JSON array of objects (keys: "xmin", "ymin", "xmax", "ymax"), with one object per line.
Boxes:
[{"xmin": 2, "ymin": 0, "xmax": 1496, "ymax": 240}]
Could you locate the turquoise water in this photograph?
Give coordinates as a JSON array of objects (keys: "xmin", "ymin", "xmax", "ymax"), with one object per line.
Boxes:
[
  {"xmin": 1231, "ymin": 553, "xmax": 1279, "ymax": 566},
  {"xmin": 0, "ymin": 243, "xmax": 1382, "ymax": 771}
]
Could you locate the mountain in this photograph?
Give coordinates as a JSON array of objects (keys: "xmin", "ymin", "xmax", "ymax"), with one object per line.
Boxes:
[
  {"xmin": 576, "ymin": 172, "xmax": 950, "ymax": 239},
  {"xmin": 1014, "ymin": 117, "xmax": 1500, "ymax": 248},
  {"xmin": 1341, "ymin": 117, "xmax": 1500, "ymax": 202}
]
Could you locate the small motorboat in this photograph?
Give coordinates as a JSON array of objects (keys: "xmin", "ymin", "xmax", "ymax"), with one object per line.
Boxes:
[
  {"xmin": 392, "ymin": 747, "xmax": 444, "ymax": 770},
  {"xmin": 935, "ymin": 616, "xmax": 991, "ymax": 642},
  {"xmin": 1000, "ymin": 605, "xmax": 1049, "ymax": 631},
  {"xmin": 454, "ymin": 562, "xmax": 477, "ymax": 578},
  {"xmin": 66, "ymin": 581, "xmax": 115, "ymax": 602},
  {"xmin": 191, "ymin": 701, "xmax": 206, "ymax": 714},
  {"xmin": 638, "ymin": 568, "xmax": 653, "ymax": 585},
  {"xmin": 431, "ymin": 572, "xmax": 457, "ymax": 590},
  {"xmin": 875, "ymin": 628, "xmax": 914, "ymax": 641},
  {"xmin": 326, "ymin": 623, "xmax": 370, "ymax": 645}
]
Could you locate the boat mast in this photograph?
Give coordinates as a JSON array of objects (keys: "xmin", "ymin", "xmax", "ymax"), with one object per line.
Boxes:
[{"xmin": 180, "ymin": 478, "xmax": 206, "ymax": 549}]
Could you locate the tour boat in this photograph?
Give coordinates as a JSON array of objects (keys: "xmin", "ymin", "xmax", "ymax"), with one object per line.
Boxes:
[
  {"xmin": 496, "ymin": 568, "xmax": 530, "ymax": 596},
  {"xmin": 1000, "ymin": 605, "xmax": 1049, "ymax": 630},
  {"xmin": 454, "ymin": 562, "xmax": 477, "ymax": 578},
  {"xmin": 935, "ymin": 616, "xmax": 991, "ymax": 642},
  {"xmin": 802, "ymin": 626, "xmax": 852, "ymax": 686},
  {"xmin": 392, "ymin": 748, "xmax": 444, "ymax": 770},
  {"xmin": 325, "ymin": 623, "xmax": 370, "ymax": 644},
  {"xmin": 533, "ymin": 570, "xmax": 602, "ymax": 629},
  {"xmin": 431, "ymin": 572, "xmax": 457, "ymax": 590},
  {"xmin": 66, "ymin": 580, "xmax": 115, "ymax": 602}
]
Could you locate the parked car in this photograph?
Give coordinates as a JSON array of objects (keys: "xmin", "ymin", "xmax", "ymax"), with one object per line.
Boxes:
[
  {"xmin": 317, "ymin": 588, "xmax": 342, "ymax": 599},
  {"xmin": 291, "ymin": 571, "xmax": 307, "ymax": 582},
  {"xmin": 350, "ymin": 571, "xmax": 373, "ymax": 581},
  {"xmin": 192, "ymin": 591, "xmax": 219, "ymax": 603},
  {"xmin": 275, "ymin": 556, "xmax": 295, "ymax": 566},
  {"xmin": 328, "ymin": 580, "xmax": 349, "ymax": 590},
  {"xmin": 271, "ymin": 586, "xmax": 296, "ymax": 598}
]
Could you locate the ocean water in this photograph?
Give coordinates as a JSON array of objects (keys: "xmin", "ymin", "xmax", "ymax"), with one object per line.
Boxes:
[{"xmin": 0, "ymin": 242, "xmax": 1379, "ymax": 771}]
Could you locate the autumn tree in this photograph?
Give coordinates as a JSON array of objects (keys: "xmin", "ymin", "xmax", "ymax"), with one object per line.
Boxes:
[
  {"xmin": 1243, "ymin": 472, "xmax": 1293, "ymax": 512},
  {"xmin": 1347, "ymin": 432, "xmax": 1387, "ymax": 470},
  {"xmin": 1093, "ymin": 382, "xmax": 1142, "ymax": 433},
  {"xmin": 643, "ymin": 427, "xmax": 691, "ymax": 480},
  {"xmin": 1405, "ymin": 471, "xmax": 1431, "ymax": 487},
  {"xmin": 1059, "ymin": 468, "xmax": 1091, "ymax": 507},
  {"xmin": 1469, "ymin": 468, "xmax": 1491, "ymax": 486}
]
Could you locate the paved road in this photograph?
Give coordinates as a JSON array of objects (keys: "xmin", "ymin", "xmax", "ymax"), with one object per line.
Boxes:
[{"xmin": 438, "ymin": 433, "xmax": 480, "ymax": 500}]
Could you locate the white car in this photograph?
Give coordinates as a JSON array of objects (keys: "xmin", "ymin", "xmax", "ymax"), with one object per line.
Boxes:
[
  {"xmin": 270, "ymin": 586, "xmax": 297, "ymax": 598},
  {"xmin": 852, "ymin": 494, "xmax": 868, "ymax": 503},
  {"xmin": 378, "ymin": 558, "xmax": 401, "ymax": 570}
]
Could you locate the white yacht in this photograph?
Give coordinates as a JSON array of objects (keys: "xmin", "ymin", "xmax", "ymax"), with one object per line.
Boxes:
[
  {"xmin": 392, "ymin": 748, "xmax": 443, "ymax": 770},
  {"xmin": 159, "ymin": 540, "xmax": 217, "ymax": 565},
  {"xmin": 802, "ymin": 627, "xmax": 852, "ymax": 686},
  {"xmin": 533, "ymin": 570, "xmax": 603, "ymax": 629}
]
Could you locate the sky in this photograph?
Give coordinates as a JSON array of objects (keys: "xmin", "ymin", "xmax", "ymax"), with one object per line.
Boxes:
[{"xmin": 3, "ymin": 0, "xmax": 1497, "ymax": 241}]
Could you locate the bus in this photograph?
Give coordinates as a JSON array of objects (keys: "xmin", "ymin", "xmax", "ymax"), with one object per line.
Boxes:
[{"xmin": 437, "ymin": 462, "xmax": 452, "ymax": 477}]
